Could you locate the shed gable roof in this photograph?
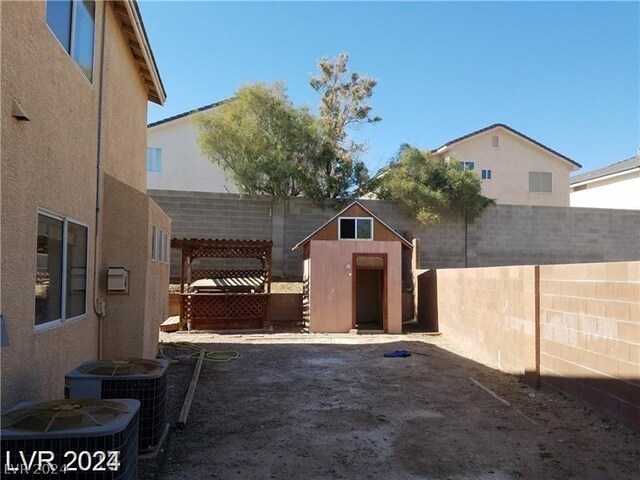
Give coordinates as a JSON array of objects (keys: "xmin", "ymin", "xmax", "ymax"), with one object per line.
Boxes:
[
  {"xmin": 431, "ymin": 123, "xmax": 581, "ymax": 169},
  {"xmin": 292, "ymin": 201, "xmax": 413, "ymax": 251}
]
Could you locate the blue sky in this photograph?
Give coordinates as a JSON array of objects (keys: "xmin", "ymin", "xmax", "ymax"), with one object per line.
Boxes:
[{"xmin": 141, "ymin": 1, "xmax": 639, "ymax": 175}]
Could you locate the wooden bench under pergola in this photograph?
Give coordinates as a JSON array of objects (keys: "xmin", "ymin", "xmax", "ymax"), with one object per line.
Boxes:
[{"xmin": 171, "ymin": 238, "xmax": 272, "ymax": 330}]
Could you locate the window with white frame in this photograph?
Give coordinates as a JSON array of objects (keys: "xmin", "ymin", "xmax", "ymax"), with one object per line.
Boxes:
[
  {"xmin": 339, "ymin": 217, "xmax": 373, "ymax": 240},
  {"xmin": 46, "ymin": 0, "xmax": 96, "ymax": 82},
  {"xmin": 151, "ymin": 226, "xmax": 158, "ymax": 260},
  {"xmin": 35, "ymin": 210, "xmax": 88, "ymax": 329},
  {"xmin": 481, "ymin": 169, "xmax": 492, "ymax": 180},
  {"xmin": 151, "ymin": 226, "xmax": 169, "ymax": 263},
  {"xmin": 459, "ymin": 161, "xmax": 475, "ymax": 171},
  {"xmin": 147, "ymin": 147, "xmax": 162, "ymax": 172},
  {"xmin": 529, "ymin": 171, "xmax": 552, "ymax": 192}
]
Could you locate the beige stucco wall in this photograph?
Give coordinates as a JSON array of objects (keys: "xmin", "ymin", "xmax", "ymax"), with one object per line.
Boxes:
[
  {"xmin": 144, "ymin": 198, "xmax": 171, "ymax": 357},
  {"xmin": 100, "ymin": 3, "xmax": 148, "ymax": 193},
  {"xmin": 570, "ymin": 171, "xmax": 640, "ymax": 210},
  {"xmin": 147, "ymin": 116, "xmax": 238, "ymax": 193},
  {"xmin": 100, "ymin": 174, "xmax": 170, "ymax": 359},
  {"xmin": 308, "ymin": 240, "xmax": 402, "ymax": 334},
  {"xmin": 0, "ymin": 0, "xmax": 102, "ymax": 409},
  {"xmin": 1, "ymin": 1, "xmax": 169, "ymax": 411},
  {"xmin": 434, "ymin": 127, "xmax": 578, "ymax": 206}
]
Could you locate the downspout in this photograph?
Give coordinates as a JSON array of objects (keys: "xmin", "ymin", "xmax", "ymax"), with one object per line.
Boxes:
[{"xmin": 93, "ymin": 1, "xmax": 108, "ymax": 358}]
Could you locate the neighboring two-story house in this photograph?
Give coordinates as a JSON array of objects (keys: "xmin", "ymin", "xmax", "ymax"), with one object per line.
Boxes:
[
  {"xmin": 147, "ymin": 100, "xmax": 238, "ymax": 193},
  {"xmin": 570, "ymin": 154, "xmax": 640, "ymax": 210},
  {"xmin": 148, "ymin": 115, "xmax": 580, "ymax": 206},
  {"xmin": 1, "ymin": 0, "xmax": 170, "ymax": 411},
  {"xmin": 429, "ymin": 124, "xmax": 581, "ymax": 206}
]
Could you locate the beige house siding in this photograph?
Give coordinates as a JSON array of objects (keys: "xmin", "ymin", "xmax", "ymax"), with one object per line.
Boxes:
[
  {"xmin": 1, "ymin": 0, "xmax": 101, "ymax": 408},
  {"xmin": 100, "ymin": 174, "xmax": 170, "ymax": 359},
  {"xmin": 101, "ymin": 2, "xmax": 148, "ymax": 193},
  {"xmin": 433, "ymin": 126, "xmax": 578, "ymax": 206},
  {"xmin": 1, "ymin": 1, "xmax": 169, "ymax": 411},
  {"xmin": 147, "ymin": 115, "xmax": 238, "ymax": 193}
]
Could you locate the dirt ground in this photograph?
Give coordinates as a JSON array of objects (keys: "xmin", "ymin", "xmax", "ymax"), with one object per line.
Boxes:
[{"xmin": 147, "ymin": 332, "xmax": 639, "ymax": 480}]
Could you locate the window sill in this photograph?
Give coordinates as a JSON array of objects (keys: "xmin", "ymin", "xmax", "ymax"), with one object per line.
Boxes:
[{"xmin": 34, "ymin": 314, "xmax": 87, "ymax": 335}]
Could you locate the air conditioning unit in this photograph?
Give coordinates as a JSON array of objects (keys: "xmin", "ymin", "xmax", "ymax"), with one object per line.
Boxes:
[
  {"xmin": 1, "ymin": 398, "xmax": 139, "ymax": 480},
  {"xmin": 65, "ymin": 358, "xmax": 168, "ymax": 453}
]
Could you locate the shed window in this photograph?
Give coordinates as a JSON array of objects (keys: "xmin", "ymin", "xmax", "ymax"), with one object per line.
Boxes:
[{"xmin": 339, "ymin": 218, "xmax": 373, "ymax": 240}]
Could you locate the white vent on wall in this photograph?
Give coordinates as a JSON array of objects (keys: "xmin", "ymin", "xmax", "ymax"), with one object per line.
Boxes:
[{"xmin": 492, "ymin": 135, "xmax": 499, "ymax": 147}]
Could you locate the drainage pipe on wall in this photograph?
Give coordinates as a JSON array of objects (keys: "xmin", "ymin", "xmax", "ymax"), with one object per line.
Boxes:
[{"xmin": 93, "ymin": 1, "xmax": 109, "ymax": 359}]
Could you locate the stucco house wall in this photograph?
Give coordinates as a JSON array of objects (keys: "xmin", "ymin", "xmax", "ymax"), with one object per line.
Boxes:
[
  {"xmin": 147, "ymin": 114, "xmax": 238, "ymax": 193},
  {"xmin": 1, "ymin": 0, "xmax": 169, "ymax": 411},
  {"xmin": 1, "ymin": 0, "xmax": 102, "ymax": 409},
  {"xmin": 432, "ymin": 125, "xmax": 579, "ymax": 206}
]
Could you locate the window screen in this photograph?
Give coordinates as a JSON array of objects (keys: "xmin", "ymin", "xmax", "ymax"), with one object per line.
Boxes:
[{"xmin": 529, "ymin": 172, "xmax": 552, "ymax": 192}]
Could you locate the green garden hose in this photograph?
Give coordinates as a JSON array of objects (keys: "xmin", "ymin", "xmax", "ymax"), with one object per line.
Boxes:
[{"xmin": 159, "ymin": 341, "xmax": 241, "ymax": 364}]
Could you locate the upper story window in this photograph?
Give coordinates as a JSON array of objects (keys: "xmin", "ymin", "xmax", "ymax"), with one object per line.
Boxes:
[
  {"xmin": 459, "ymin": 161, "xmax": 475, "ymax": 171},
  {"xmin": 147, "ymin": 147, "xmax": 162, "ymax": 172},
  {"xmin": 481, "ymin": 169, "xmax": 492, "ymax": 180},
  {"xmin": 46, "ymin": 0, "xmax": 96, "ymax": 82},
  {"xmin": 35, "ymin": 210, "xmax": 88, "ymax": 331},
  {"xmin": 339, "ymin": 217, "xmax": 373, "ymax": 240},
  {"xmin": 529, "ymin": 171, "xmax": 552, "ymax": 193}
]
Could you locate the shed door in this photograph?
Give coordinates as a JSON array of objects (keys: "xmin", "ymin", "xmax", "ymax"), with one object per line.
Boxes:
[{"xmin": 353, "ymin": 255, "xmax": 386, "ymax": 330}]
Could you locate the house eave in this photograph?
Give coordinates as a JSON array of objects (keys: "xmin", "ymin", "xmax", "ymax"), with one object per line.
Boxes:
[{"xmin": 112, "ymin": 0, "xmax": 166, "ymax": 105}]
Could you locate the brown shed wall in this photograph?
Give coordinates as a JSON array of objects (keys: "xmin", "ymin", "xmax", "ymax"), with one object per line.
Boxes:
[{"xmin": 308, "ymin": 240, "xmax": 402, "ymax": 333}]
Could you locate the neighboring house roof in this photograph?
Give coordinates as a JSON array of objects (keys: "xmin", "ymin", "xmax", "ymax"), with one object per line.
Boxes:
[
  {"xmin": 431, "ymin": 123, "xmax": 582, "ymax": 169},
  {"xmin": 148, "ymin": 99, "xmax": 232, "ymax": 128},
  {"xmin": 570, "ymin": 155, "xmax": 640, "ymax": 185},
  {"xmin": 292, "ymin": 201, "xmax": 413, "ymax": 251},
  {"xmin": 113, "ymin": 0, "xmax": 166, "ymax": 105}
]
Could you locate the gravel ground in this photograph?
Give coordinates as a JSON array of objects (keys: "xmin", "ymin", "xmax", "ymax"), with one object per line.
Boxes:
[{"xmin": 145, "ymin": 332, "xmax": 639, "ymax": 480}]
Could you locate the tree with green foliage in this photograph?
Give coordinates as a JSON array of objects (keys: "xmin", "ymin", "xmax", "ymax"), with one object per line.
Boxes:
[
  {"xmin": 196, "ymin": 82, "xmax": 326, "ymax": 199},
  {"xmin": 372, "ymin": 145, "xmax": 495, "ymax": 225},
  {"xmin": 310, "ymin": 53, "xmax": 381, "ymax": 199}
]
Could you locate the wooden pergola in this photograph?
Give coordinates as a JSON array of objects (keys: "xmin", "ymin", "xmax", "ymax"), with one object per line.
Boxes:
[{"xmin": 171, "ymin": 238, "xmax": 273, "ymax": 330}]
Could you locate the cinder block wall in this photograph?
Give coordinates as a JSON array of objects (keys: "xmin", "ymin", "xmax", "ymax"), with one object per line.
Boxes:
[
  {"xmin": 420, "ymin": 261, "xmax": 640, "ymax": 431},
  {"xmin": 539, "ymin": 261, "xmax": 640, "ymax": 431},
  {"xmin": 434, "ymin": 266, "xmax": 538, "ymax": 378},
  {"xmin": 149, "ymin": 190, "xmax": 640, "ymax": 281}
]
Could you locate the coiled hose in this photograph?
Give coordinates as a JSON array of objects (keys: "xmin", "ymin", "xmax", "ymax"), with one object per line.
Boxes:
[{"xmin": 159, "ymin": 341, "xmax": 241, "ymax": 364}]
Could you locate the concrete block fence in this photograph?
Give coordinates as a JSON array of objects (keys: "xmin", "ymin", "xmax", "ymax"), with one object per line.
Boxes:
[
  {"xmin": 419, "ymin": 261, "xmax": 640, "ymax": 432},
  {"xmin": 149, "ymin": 190, "xmax": 640, "ymax": 282}
]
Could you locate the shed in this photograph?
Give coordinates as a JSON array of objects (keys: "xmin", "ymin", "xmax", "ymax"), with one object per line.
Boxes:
[{"xmin": 292, "ymin": 202, "xmax": 412, "ymax": 333}]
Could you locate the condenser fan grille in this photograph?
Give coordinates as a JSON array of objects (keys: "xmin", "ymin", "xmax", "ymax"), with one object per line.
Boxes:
[
  {"xmin": 77, "ymin": 358, "xmax": 163, "ymax": 376},
  {"xmin": 1, "ymin": 399, "xmax": 129, "ymax": 433}
]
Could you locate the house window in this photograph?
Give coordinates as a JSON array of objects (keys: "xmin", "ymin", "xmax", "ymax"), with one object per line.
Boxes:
[
  {"xmin": 151, "ymin": 226, "xmax": 169, "ymax": 263},
  {"xmin": 46, "ymin": 0, "xmax": 96, "ymax": 82},
  {"xmin": 529, "ymin": 172, "xmax": 552, "ymax": 193},
  {"xmin": 147, "ymin": 147, "xmax": 162, "ymax": 172},
  {"xmin": 481, "ymin": 169, "xmax": 492, "ymax": 180},
  {"xmin": 459, "ymin": 161, "xmax": 475, "ymax": 171},
  {"xmin": 339, "ymin": 218, "xmax": 373, "ymax": 240},
  {"xmin": 35, "ymin": 210, "xmax": 88, "ymax": 329},
  {"xmin": 151, "ymin": 226, "xmax": 158, "ymax": 260}
]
